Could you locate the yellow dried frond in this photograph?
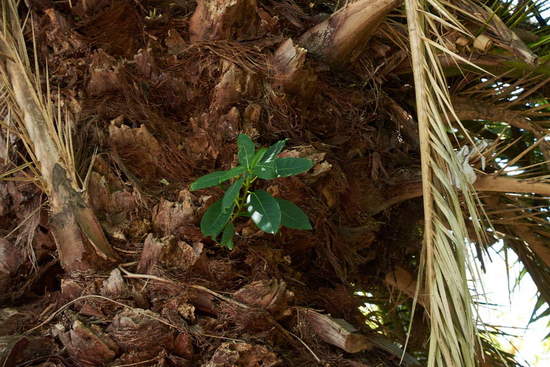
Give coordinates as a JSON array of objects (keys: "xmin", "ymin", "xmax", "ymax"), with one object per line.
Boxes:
[
  {"xmin": 405, "ymin": 0, "xmax": 489, "ymax": 366},
  {"xmin": 0, "ymin": 2, "xmax": 79, "ymax": 189}
]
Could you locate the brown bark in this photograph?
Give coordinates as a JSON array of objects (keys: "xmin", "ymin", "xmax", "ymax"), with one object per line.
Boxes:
[
  {"xmin": 370, "ymin": 175, "xmax": 550, "ymax": 214},
  {"xmin": 137, "ymin": 234, "xmax": 204, "ymax": 274},
  {"xmin": 475, "ymin": 175, "xmax": 550, "ymax": 196},
  {"xmin": 107, "ymin": 309, "xmax": 176, "ymax": 358},
  {"xmin": 395, "ymin": 52, "xmax": 550, "ymax": 80},
  {"xmin": 300, "ymin": 309, "xmax": 372, "ymax": 353},
  {"xmin": 233, "ymin": 279, "xmax": 293, "ymax": 320},
  {"xmin": 0, "ymin": 238, "xmax": 24, "ymax": 293},
  {"xmin": 59, "ymin": 320, "xmax": 119, "ymax": 366},
  {"xmin": 298, "ymin": 0, "xmax": 401, "ymax": 66},
  {"xmin": 453, "ymin": 97, "xmax": 541, "ymax": 132},
  {"xmin": 452, "ymin": 97, "xmax": 550, "ymax": 169},
  {"xmin": 204, "ymin": 342, "xmax": 280, "ymax": 367},
  {"xmin": 271, "ymin": 38, "xmax": 317, "ymax": 96},
  {"xmin": 384, "ymin": 266, "xmax": 426, "ymax": 307},
  {"xmin": 299, "ymin": 308, "xmax": 420, "ymax": 363},
  {"xmin": 509, "ymin": 223, "xmax": 550, "ymax": 268},
  {"xmin": 1, "ymin": 1, "xmax": 545, "ymax": 365},
  {"xmin": 384, "ymin": 95, "xmax": 420, "ymax": 147},
  {"xmin": 189, "ymin": 0, "xmax": 260, "ymax": 41},
  {"xmin": 0, "ymin": 336, "xmax": 57, "ymax": 367},
  {"xmin": 212, "ymin": 61, "xmax": 259, "ymax": 111}
]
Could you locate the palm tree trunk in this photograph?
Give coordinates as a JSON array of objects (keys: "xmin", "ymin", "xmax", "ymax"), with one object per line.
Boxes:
[{"xmin": 0, "ymin": 17, "xmax": 119, "ymax": 274}]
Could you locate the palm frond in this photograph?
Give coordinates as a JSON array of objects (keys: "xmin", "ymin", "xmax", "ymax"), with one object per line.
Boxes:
[{"xmin": 405, "ymin": 1, "xmax": 488, "ymax": 366}]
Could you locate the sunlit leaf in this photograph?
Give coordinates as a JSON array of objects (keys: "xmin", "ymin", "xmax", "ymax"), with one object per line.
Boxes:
[
  {"xmin": 261, "ymin": 139, "xmax": 287, "ymax": 163},
  {"xmin": 253, "ymin": 160, "xmax": 277, "ymax": 179},
  {"xmin": 246, "ymin": 190, "xmax": 281, "ymax": 234}
]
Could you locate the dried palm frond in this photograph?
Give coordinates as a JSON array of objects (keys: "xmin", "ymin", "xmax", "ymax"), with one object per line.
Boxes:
[
  {"xmin": 405, "ymin": 0, "xmax": 489, "ymax": 366},
  {"xmin": 453, "ymin": 69, "xmax": 550, "ymax": 173},
  {"xmin": 448, "ymin": 0, "xmax": 538, "ymax": 65},
  {"xmin": 450, "ymin": 62, "xmax": 550, "ymax": 287},
  {"xmin": 394, "ymin": 0, "xmax": 549, "ymax": 80}
]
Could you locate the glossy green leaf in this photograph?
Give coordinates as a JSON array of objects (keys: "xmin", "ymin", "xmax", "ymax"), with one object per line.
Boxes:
[
  {"xmin": 238, "ymin": 134, "xmax": 255, "ymax": 168},
  {"xmin": 253, "ymin": 157, "xmax": 313, "ymax": 179},
  {"xmin": 200, "ymin": 199, "xmax": 234, "ymax": 238},
  {"xmin": 276, "ymin": 198, "xmax": 312, "ymax": 230},
  {"xmin": 274, "ymin": 158, "xmax": 313, "ymax": 177},
  {"xmin": 190, "ymin": 166, "xmax": 245, "ymax": 191},
  {"xmin": 251, "ymin": 148, "xmax": 267, "ymax": 168},
  {"xmin": 246, "ymin": 190, "xmax": 281, "ymax": 234},
  {"xmin": 222, "ymin": 176, "xmax": 244, "ymax": 209},
  {"xmin": 220, "ymin": 223, "xmax": 235, "ymax": 249},
  {"xmin": 261, "ymin": 139, "xmax": 287, "ymax": 163},
  {"xmin": 253, "ymin": 160, "xmax": 277, "ymax": 179}
]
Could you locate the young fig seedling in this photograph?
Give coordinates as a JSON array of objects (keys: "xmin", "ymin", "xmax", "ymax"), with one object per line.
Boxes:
[{"xmin": 190, "ymin": 134, "xmax": 313, "ymax": 249}]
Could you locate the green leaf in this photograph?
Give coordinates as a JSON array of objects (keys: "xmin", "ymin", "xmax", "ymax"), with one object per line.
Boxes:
[
  {"xmin": 238, "ymin": 134, "xmax": 255, "ymax": 168},
  {"xmin": 274, "ymin": 158, "xmax": 313, "ymax": 177},
  {"xmin": 276, "ymin": 198, "xmax": 312, "ymax": 230},
  {"xmin": 251, "ymin": 148, "xmax": 267, "ymax": 168},
  {"xmin": 220, "ymin": 223, "xmax": 235, "ymax": 249},
  {"xmin": 190, "ymin": 166, "xmax": 246, "ymax": 191},
  {"xmin": 246, "ymin": 190, "xmax": 281, "ymax": 234},
  {"xmin": 252, "ymin": 140, "xmax": 287, "ymax": 179},
  {"xmin": 222, "ymin": 176, "xmax": 244, "ymax": 209},
  {"xmin": 253, "ymin": 157, "xmax": 313, "ymax": 179},
  {"xmin": 253, "ymin": 160, "xmax": 277, "ymax": 179},
  {"xmin": 200, "ymin": 199, "xmax": 234, "ymax": 238},
  {"xmin": 261, "ymin": 139, "xmax": 287, "ymax": 163}
]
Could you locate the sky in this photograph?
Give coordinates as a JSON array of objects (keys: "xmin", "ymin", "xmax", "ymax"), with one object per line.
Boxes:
[{"xmin": 477, "ymin": 242, "xmax": 550, "ymax": 366}]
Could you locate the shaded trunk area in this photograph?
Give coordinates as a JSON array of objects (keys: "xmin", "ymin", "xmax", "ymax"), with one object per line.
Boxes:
[{"xmin": 0, "ymin": 0, "xmax": 547, "ymax": 367}]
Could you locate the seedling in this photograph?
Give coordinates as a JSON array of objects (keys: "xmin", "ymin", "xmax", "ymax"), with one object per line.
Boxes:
[{"xmin": 190, "ymin": 134, "xmax": 313, "ymax": 249}]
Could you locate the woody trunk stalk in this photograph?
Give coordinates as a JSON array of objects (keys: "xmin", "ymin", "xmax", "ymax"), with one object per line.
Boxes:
[
  {"xmin": 298, "ymin": 0, "xmax": 401, "ymax": 66},
  {"xmin": 0, "ymin": 29, "xmax": 118, "ymax": 274}
]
